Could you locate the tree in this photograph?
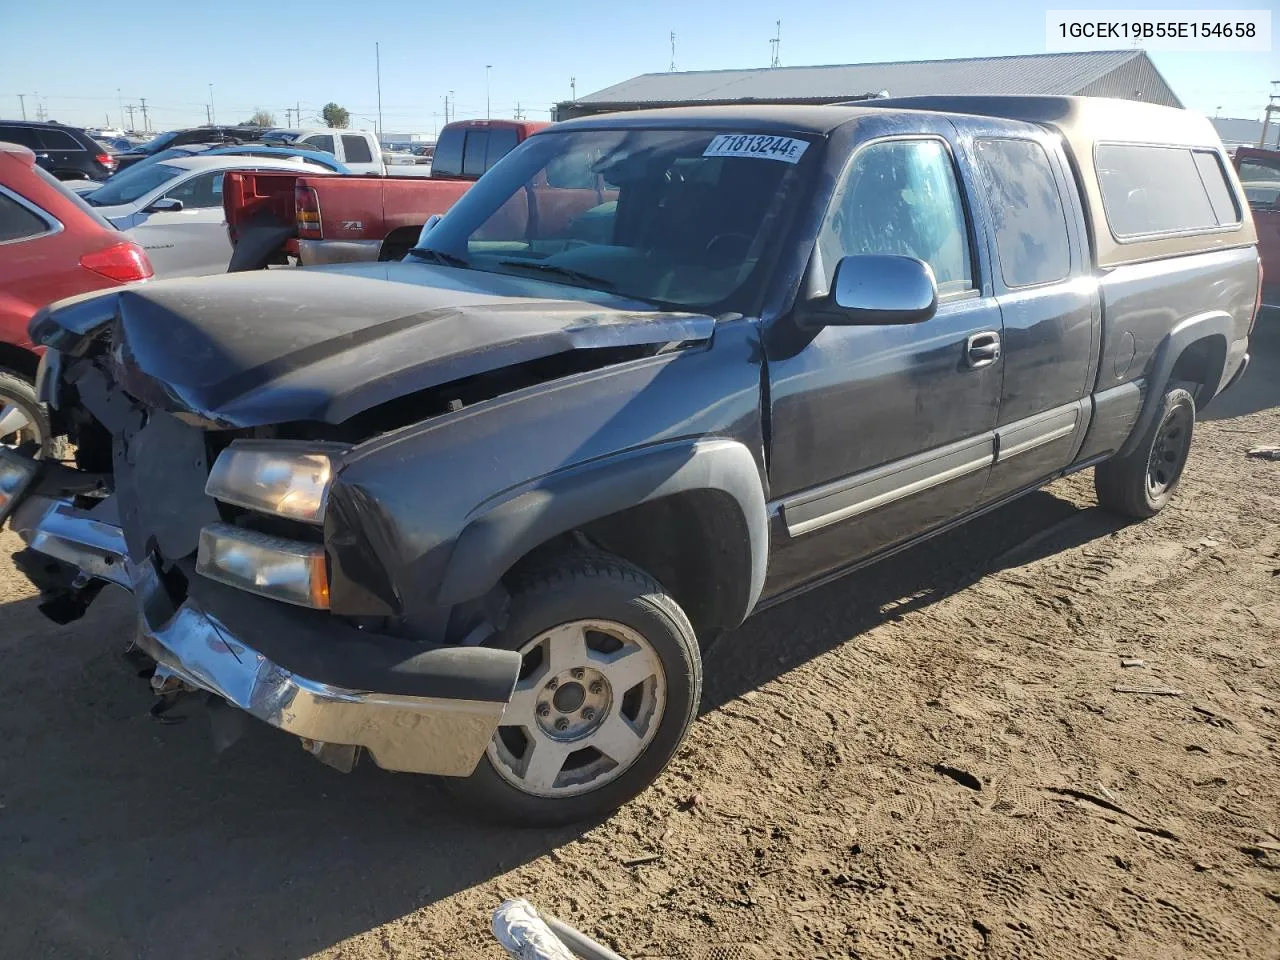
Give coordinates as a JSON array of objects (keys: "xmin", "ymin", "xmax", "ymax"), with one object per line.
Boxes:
[
  {"xmin": 247, "ymin": 108, "xmax": 276, "ymax": 127},
  {"xmin": 321, "ymin": 103, "xmax": 350, "ymax": 129}
]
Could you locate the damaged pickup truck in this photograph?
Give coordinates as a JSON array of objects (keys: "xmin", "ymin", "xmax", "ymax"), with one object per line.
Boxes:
[{"xmin": 1, "ymin": 97, "xmax": 1262, "ymax": 825}]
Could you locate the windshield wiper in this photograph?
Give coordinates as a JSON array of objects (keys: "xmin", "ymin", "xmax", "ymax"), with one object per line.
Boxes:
[
  {"xmin": 406, "ymin": 247, "xmax": 470, "ymax": 268},
  {"xmin": 496, "ymin": 259, "xmax": 616, "ymax": 291}
]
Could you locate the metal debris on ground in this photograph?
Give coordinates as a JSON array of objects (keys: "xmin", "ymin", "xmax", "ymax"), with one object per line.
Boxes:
[
  {"xmin": 1121, "ymin": 658, "xmax": 1147, "ymax": 668},
  {"xmin": 1246, "ymin": 445, "xmax": 1280, "ymax": 460},
  {"xmin": 1114, "ymin": 685, "xmax": 1185, "ymax": 696}
]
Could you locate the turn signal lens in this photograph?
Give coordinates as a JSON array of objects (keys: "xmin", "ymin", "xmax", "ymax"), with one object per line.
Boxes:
[{"xmin": 196, "ymin": 523, "xmax": 330, "ymax": 609}]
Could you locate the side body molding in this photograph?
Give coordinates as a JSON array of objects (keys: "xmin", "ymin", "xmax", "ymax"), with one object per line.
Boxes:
[{"xmin": 437, "ymin": 438, "xmax": 770, "ymax": 625}]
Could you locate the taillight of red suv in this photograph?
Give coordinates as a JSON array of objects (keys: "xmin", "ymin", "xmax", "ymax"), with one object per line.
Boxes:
[{"xmin": 80, "ymin": 241, "xmax": 153, "ymax": 282}]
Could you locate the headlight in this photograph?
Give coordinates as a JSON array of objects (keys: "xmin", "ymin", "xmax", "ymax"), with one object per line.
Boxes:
[
  {"xmin": 196, "ymin": 523, "xmax": 329, "ymax": 609},
  {"xmin": 205, "ymin": 441, "xmax": 346, "ymax": 524}
]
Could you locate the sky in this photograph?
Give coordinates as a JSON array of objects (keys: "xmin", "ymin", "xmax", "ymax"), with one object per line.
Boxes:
[{"xmin": 1, "ymin": 0, "xmax": 1274, "ymax": 135}]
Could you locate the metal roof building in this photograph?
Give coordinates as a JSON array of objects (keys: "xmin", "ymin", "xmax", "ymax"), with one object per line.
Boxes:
[
  {"xmin": 1212, "ymin": 117, "xmax": 1278, "ymax": 149},
  {"xmin": 556, "ymin": 50, "xmax": 1181, "ymax": 120}
]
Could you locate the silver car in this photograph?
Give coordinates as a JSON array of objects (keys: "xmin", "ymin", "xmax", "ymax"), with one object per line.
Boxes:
[{"xmin": 80, "ymin": 155, "xmax": 335, "ymax": 278}]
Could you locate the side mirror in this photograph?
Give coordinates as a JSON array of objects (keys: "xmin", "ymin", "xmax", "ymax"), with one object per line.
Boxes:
[
  {"xmin": 813, "ymin": 254, "xmax": 938, "ymax": 326},
  {"xmin": 146, "ymin": 197, "xmax": 183, "ymax": 213},
  {"xmin": 416, "ymin": 214, "xmax": 443, "ymax": 248}
]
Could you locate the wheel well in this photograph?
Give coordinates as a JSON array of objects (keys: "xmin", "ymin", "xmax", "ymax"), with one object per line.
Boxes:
[
  {"xmin": 504, "ymin": 490, "xmax": 755, "ymax": 641},
  {"xmin": 1168, "ymin": 335, "xmax": 1227, "ymax": 403},
  {"xmin": 378, "ymin": 226, "xmax": 422, "ymax": 261},
  {"xmin": 0, "ymin": 343, "xmax": 40, "ymax": 382}
]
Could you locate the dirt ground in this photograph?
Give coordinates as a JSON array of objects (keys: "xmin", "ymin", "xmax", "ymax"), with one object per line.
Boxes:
[{"xmin": 2, "ymin": 323, "xmax": 1278, "ymax": 960}]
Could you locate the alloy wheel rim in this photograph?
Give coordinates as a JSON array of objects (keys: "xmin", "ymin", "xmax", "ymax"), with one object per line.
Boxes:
[
  {"xmin": 1147, "ymin": 405, "xmax": 1192, "ymax": 497},
  {"xmin": 0, "ymin": 399, "xmax": 39, "ymax": 453},
  {"xmin": 488, "ymin": 619, "xmax": 666, "ymax": 798}
]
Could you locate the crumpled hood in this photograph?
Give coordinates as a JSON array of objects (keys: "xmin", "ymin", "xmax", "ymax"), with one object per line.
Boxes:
[{"xmin": 30, "ymin": 262, "xmax": 715, "ymax": 427}]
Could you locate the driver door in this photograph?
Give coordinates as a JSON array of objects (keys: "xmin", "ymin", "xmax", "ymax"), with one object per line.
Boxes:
[
  {"xmin": 127, "ymin": 170, "xmax": 231, "ymax": 278},
  {"xmin": 764, "ymin": 131, "xmax": 1004, "ymax": 596}
]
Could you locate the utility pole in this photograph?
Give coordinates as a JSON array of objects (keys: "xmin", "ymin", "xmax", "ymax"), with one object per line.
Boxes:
[
  {"xmin": 1259, "ymin": 81, "xmax": 1280, "ymax": 149},
  {"xmin": 375, "ymin": 42, "xmax": 384, "ymax": 146},
  {"xmin": 570, "ymin": 77, "xmax": 576, "ymax": 100},
  {"xmin": 514, "ymin": 101, "xmax": 523, "ymax": 120},
  {"xmin": 486, "ymin": 65, "xmax": 493, "ymax": 119},
  {"xmin": 125, "ymin": 104, "xmax": 135, "ymax": 130},
  {"xmin": 139, "ymin": 97, "xmax": 149, "ymax": 131},
  {"xmin": 769, "ymin": 20, "xmax": 781, "ymax": 68},
  {"xmin": 670, "ymin": 31, "xmax": 677, "ymax": 71},
  {"xmin": 450, "ymin": 91, "xmax": 455, "ymax": 123},
  {"xmin": 208, "ymin": 83, "xmax": 216, "ymax": 124},
  {"xmin": 206, "ymin": 104, "xmax": 212, "ymax": 124},
  {"xmin": 17, "ymin": 94, "xmax": 26, "ymax": 121},
  {"xmin": 296, "ymin": 101, "xmax": 301, "ymax": 128},
  {"xmin": 118, "ymin": 87, "xmax": 124, "ymax": 129}
]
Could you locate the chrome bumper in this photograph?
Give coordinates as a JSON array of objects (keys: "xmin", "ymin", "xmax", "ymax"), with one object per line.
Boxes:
[
  {"xmin": 9, "ymin": 494, "xmax": 516, "ymax": 777},
  {"xmin": 297, "ymin": 238, "xmax": 382, "ymax": 266}
]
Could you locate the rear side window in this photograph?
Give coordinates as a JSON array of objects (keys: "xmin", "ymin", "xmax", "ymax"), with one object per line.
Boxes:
[
  {"xmin": 0, "ymin": 189, "xmax": 52, "ymax": 242},
  {"xmin": 462, "ymin": 131, "xmax": 489, "ymax": 177},
  {"xmin": 1096, "ymin": 143, "xmax": 1239, "ymax": 239},
  {"xmin": 974, "ymin": 138, "xmax": 1072, "ymax": 288},
  {"xmin": 432, "ymin": 127, "xmax": 465, "ymax": 177},
  {"xmin": 38, "ymin": 129, "xmax": 83, "ymax": 151},
  {"xmin": 485, "ymin": 128, "xmax": 519, "ymax": 170},
  {"xmin": 341, "ymin": 134, "xmax": 373, "ymax": 164},
  {"xmin": 1193, "ymin": 151, "xmax": 1241, "ymax": 225},
  {"xmin": 0, "ymin": 126, "xmax": 42, "ymax": 149},
  {"xmin": 302, "ymin": 134, "xmax": 335, "ymax": 155}
]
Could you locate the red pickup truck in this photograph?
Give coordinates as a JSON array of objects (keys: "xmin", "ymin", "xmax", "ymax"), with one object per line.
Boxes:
[
  {"xmin": 225, "ymin": 119, "xmax": 547, "ymax": 270},
  {"xmin": 1234, "ymin": 146, "xmax": 1279, "ymax": 306}
]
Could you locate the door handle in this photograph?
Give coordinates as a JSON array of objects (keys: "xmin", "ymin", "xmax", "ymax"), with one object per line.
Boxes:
[{"xmin": 966, "ymin": 331, "xmax": 1001, "ymax": 368}]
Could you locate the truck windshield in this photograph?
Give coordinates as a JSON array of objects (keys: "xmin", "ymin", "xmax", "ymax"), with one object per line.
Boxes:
[{"xmin": 416, "ymin": 127, "xmax": 817, "ymax": 311}]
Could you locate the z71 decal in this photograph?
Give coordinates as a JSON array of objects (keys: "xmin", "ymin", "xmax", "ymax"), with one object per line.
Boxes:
[
  {"xmin": 341, "ymin": 220, "xmax": 364, "ymax": 231},
  {"xmin": 703, "ymin": 134, "xmax": 809, "ymax": 163}
]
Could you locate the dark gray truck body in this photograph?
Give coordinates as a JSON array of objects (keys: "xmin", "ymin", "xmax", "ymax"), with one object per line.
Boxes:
[{"xmin": 1, "ymin": 97, "xmax": 1260, "ymax": 795}]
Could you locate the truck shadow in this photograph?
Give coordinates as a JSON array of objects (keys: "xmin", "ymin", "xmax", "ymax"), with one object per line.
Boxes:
[
  {"xmin": 703, "ymin": 489, "xmax": 1121, "ymax": 712},
  {"xmin": 0, "ymin": 486, "xmax": 1122, "ymax": 959}
]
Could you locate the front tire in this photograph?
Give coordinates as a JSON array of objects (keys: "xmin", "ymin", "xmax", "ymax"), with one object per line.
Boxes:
[
  {"xmin": 1095, "ymin": 385, "xmax": 1196, "ymax": 518},
  {"xmin": 0, "ymin": 370, "xmax": 52, "ymax": 457},
  {"xmin": 449, "ymin": 551, "xmax": 702, "ymax": 826}
]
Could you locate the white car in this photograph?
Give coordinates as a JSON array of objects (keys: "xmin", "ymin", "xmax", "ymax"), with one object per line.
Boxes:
[{"xmin": 80, "ymin": 155, "xmax": 334, "ymax": 278}]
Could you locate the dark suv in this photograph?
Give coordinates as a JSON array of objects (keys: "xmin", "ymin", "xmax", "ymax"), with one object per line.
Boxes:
[
  {"xmin": 113, "ymin": 126, "xmax": 269, "ymax": 171},
  {"xmin": 0, "ymin": 121, "xmax": 116, "ymax": 181}
]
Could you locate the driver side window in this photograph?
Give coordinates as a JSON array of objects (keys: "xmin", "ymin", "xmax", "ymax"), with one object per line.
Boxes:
[
  {"xmin": 163, "ymin": 172, "xmax": 223, "ymax": 209},
  {"xmin": 818, "ymin": 138, "xmax": 973, "ymax": 294}
]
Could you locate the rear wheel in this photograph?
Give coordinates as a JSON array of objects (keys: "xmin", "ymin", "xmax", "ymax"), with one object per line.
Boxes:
[
  {"xmin": 449, "ymin": 551, "xmax": 702, "ymax": 826},
  {"xmin": 1095, "ymin": 385, "xmax": 1196, "ymax": 518},
  {"xmin": 0, "ymin": 370, "xmax": 51, "ymax": 457}
]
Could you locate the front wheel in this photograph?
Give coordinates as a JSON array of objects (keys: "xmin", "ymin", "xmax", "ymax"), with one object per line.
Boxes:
[
  {"xmin": 1095, "ymin": 385, "xmax": 1196, "ymax": 518},
  {"xmin": 449, "ymin": 551, "xmax": 702, "ymax": 826},
  {"xmin": 0, "ymin": 370, "xmax": 52, "ymax": 457}
]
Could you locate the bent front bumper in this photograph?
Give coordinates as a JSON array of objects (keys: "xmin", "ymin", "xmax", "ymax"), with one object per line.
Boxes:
[{"xmin": 8, "ymin": 492, "xmax": 520, "ymax": 777}]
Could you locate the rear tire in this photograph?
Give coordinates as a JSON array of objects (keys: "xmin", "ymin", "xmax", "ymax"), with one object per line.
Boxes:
[
  {"xmin": 0, "ymin": 370, "xmax": 52, "ymax": 458},
  {"xmin": 1095, "ymin": 385, "xmax": 1196, "ymax": 518},
  {"xmin": 448, "ymin": 550, "xmax": 702, "ymax": 826}
]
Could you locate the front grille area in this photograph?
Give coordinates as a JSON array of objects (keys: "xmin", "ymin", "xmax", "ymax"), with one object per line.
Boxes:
[{"xmin": 113, "ymin": 410, "xmax": 221, "ymax": 563}]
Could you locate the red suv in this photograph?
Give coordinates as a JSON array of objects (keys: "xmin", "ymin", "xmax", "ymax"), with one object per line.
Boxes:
[{"xmin": 0, "ymin": 143, "xmax": 152, "ymax": 454}]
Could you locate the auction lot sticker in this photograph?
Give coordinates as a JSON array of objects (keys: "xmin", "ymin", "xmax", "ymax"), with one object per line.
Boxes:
[
  {"xmin": 704, "ymin": 134, "xmax": 810, "ymax": 163},
  {"xmin": 1046, "ymin": 9, "xmax": 1271, "ymax": 50}
]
